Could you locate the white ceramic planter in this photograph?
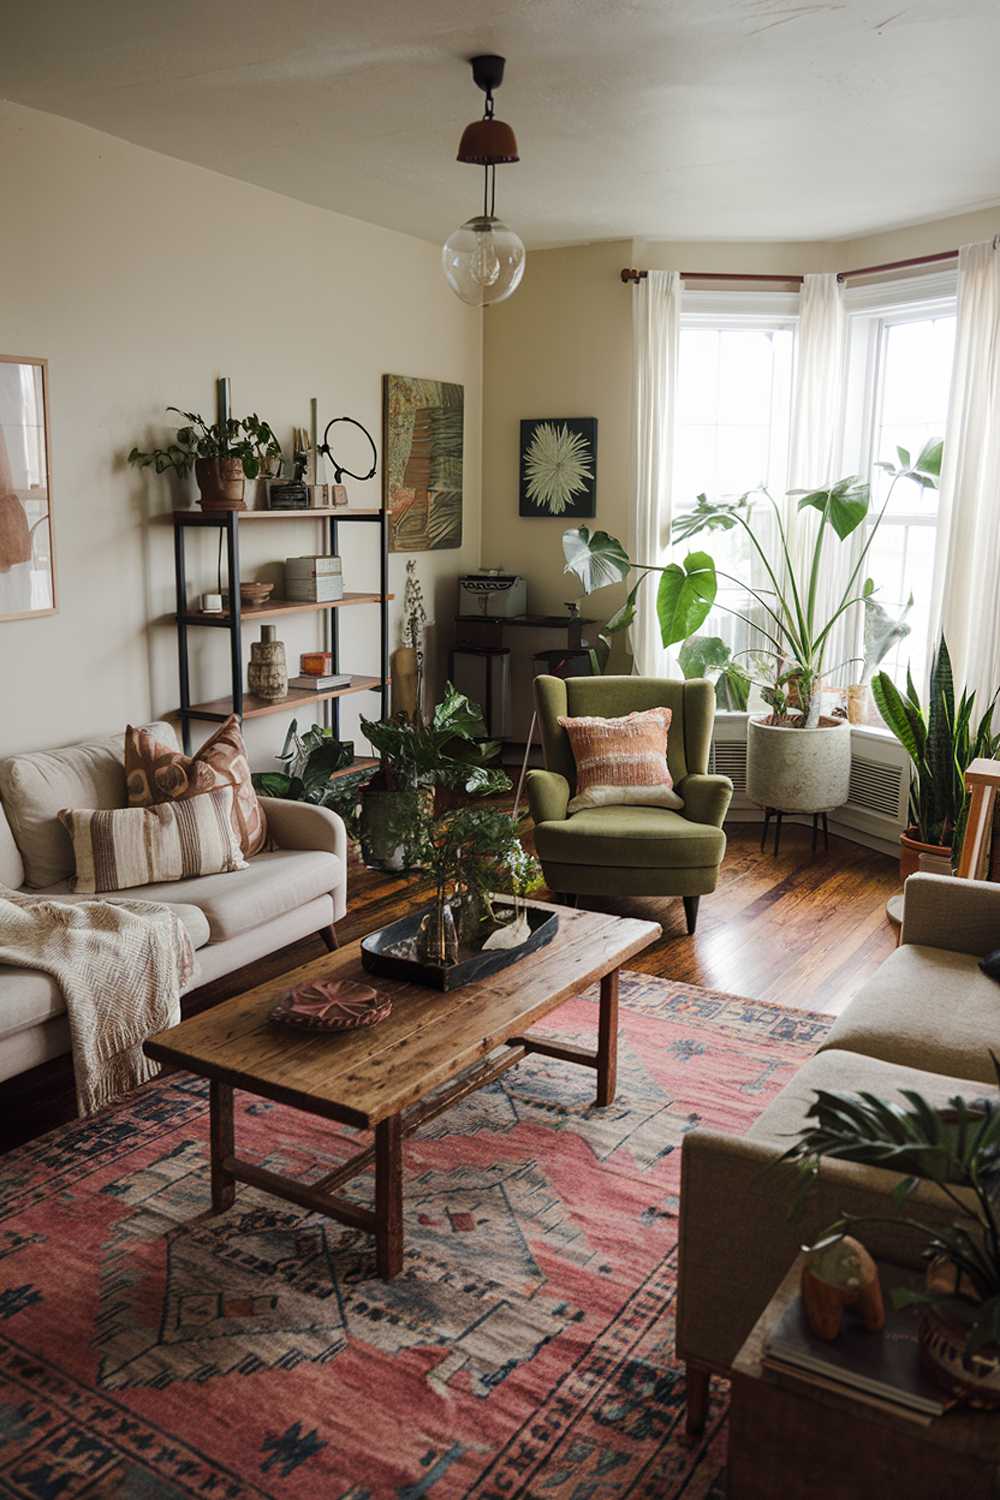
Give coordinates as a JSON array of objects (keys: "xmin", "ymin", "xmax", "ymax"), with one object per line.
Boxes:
[{"xmin": 746, "ymin": 715, "xmax": 851, "ymax": 814}]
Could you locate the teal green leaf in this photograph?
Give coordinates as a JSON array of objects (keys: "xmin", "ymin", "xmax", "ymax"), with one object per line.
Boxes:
[
  {"xmin": 562, "ymin": 527, "xmax": 631, "ymax": 593},
  {"xmin": 603, "ymin": 579, "xmax": 643, "ymax": 635},
  {"xmin": 797, "ymin": 477, "xmax": 870, "ymax": 540},
  {"xmin": 678, "ymin": 635, "xmax": 732, "ymax": 679},
  {"xmin": 655, "ymin": 552, "xmax": 717, "ymax": 647}
]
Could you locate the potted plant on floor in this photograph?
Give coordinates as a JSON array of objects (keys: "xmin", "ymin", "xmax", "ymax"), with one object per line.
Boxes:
[
  {"xmin": 358, "ymin": 683, "xmax": 512, "ymax": 871},
  {"xmin": 130, "ymin": 406, "xmax": 282, "ymax": 510},
  {"xmin": 782, "ymin": 1068, "xmax": 1000, "ymax": 1405},
  {"xmin": 871, "ymin": 636, "xmax": 1000, "ymax": 877},
  {"xmin": 562, "ymin": 442, "xmax": 943, "ymax": 819},
  {"xmin": 251, "ymin": 719, "xmax": 374, "ymax": 841}
]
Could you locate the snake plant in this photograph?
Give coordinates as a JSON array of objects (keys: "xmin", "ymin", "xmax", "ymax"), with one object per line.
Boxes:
[
  {"xmin": 563, "ymin": 442, "xmax": 943, "ymax": 726},
  {"xmin": 871, "ymin": 637, "xmax": 1000, "ymax": 856},
  {"xmin": 782, "ymin": 1071, "xmax": 1000, "ymax": 1352}
]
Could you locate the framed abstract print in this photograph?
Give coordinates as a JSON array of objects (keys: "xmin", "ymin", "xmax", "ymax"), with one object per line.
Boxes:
[
  {"xmin": 519, "ymin": 417, "xmax": 597, "ymax": 518},
  {"xmin": 0, "ymin": 356, "xmax": 56, "ymax": 621},
  {"xmin": 383, "ymin": 374, "xmax": 463, "ymax": 552}
]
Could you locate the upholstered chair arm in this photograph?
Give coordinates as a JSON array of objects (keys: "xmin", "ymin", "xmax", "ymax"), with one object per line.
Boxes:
[
  {"xmin": 901, "ymin": 872, "xmax": 1000, "ymax": 957},
  {"xmin": 526, "ymin": 769, "xmax": 571, "ymax": 824},
  {"xmin": 258, "ymin": 797, "xmax": 348, "ymax": 866},
  {"xmin": 677, "ymin": 773, "xmax": 733, "ymax": 829}
]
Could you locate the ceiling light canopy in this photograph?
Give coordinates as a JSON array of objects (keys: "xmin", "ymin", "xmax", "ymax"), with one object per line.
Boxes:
[{"xmin": 442, "ymin": 54, "xmax": 525, "ymax": 308}]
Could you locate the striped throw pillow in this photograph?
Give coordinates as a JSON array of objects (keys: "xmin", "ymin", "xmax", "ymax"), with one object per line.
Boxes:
[
  {"xmin": 558, "ymin": 707, "xmax": 684, "ymax": 815},
  {"xmin": 58, "ymin": 786, "xmax": 247, "ymax": 894}
]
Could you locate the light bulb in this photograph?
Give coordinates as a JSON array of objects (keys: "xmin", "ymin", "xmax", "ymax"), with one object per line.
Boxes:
[{"xmin": 442, "ymin": 215, "xmax": 525, "ymax": 307}]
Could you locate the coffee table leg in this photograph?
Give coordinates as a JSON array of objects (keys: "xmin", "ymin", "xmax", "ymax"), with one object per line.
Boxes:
[
  {"xmin": 375, "ymin": 1114, "xmax": 403, "ymax": 1279},
  {"xmin": 210, "ymin": 1080, "xmax": 235, "ymax": 1212},
  {"xmin": 597, "ymin": 968, "xmax": 620, "ymax": 1106}
]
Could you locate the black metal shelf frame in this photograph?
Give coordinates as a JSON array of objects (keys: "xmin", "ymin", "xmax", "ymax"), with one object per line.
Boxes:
[{"xmin": 172, "ymin": 508, "xmax": 390, "ymax": 751}]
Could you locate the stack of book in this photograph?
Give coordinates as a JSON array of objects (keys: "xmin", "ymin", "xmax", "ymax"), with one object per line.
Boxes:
[
  {"xmin": 289, "ymin": 671, "xmax": 353, "ymax": 692},
  {"xmin": 763, "ymin": 1265, "xmax": 954, "ymax": 1425},
  {"xmin": 285, "ymin": 555, "xmax": 344, "ymax": 602}
]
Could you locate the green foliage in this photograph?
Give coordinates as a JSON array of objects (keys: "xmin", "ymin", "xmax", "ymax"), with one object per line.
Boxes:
[
  {"xmin": 360, "ymin": 682, "xmax": 511, "ymax": 797},
  {"xmin": 782, "ymin": 1065, "xmax": 1000, "ymax": 1353},
  {"xmin": 250, "ymin": 719, "xmax": 375, "ymax": 840},
  {"xmin": 129, "ymin": 407, "xmax": 282, "ymax": 480},
  {"xmin": 871, "ymin": 637, "xmax": 1000, "ymax": 854},
  {"xmin": 861, "ymin": 586, "xmax": 912, "ymax": 683},
  {"xmin": 678, "ymin": 635, "xmax": 751, "ymax": 711},
  {"xmin": 562, "ymin": 445, "xmax": 943, "ymax": 728}
]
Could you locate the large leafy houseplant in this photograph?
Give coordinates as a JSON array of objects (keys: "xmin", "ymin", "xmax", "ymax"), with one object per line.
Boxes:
[
  {"xmin": 251, "ymin": 720, "xmax": 375, "ymax": 840},
  {"xmin": 563, "ymin": 442, "xmax": 943, "ymax": 728},
  {"xmin": 871, "ymin": 636, "xmax": 1000, "ymax": 862},
  {"xmin": 782, "ymin": 1070, "xmax": 1000, "ymax": 1379}
]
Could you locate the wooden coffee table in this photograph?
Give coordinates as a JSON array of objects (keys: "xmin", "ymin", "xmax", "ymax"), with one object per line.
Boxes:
[{"xmin": 144, "ymin": 902, "xmax": 659, "ymax": 1279}]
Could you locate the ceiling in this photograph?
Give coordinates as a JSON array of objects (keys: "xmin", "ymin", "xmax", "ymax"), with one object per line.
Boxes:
[{"xmin": 3, "ymin": 0, "xmax": 999, "ymax": 249}]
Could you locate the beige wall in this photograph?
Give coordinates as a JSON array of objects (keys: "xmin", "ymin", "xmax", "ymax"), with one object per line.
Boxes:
[
  {"xmin": 0, "ymin": 101, "xmax": 482, "ymax": 764},
  {"xmin": 482, "ymin": 206, "xmax": 1000, "ymax": 652}
]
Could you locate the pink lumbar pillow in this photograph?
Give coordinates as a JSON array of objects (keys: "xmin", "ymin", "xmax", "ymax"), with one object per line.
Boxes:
[{"xmin": 557, "ymin": 706, "xmax": 684, "ymax": 815}]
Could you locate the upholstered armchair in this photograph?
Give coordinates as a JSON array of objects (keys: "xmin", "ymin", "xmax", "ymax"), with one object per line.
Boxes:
[{"xmin": 526, "ymin": 676, "xmax": 733, "ymax": 933}]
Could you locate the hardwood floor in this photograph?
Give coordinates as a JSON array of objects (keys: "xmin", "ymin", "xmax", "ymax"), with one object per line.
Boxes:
[{"xmin": 0, "ymin": 823, "xmax": 900, "ymax": 1150}]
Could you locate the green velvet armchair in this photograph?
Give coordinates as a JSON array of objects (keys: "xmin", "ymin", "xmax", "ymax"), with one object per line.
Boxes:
[{"xmin": 526, "ymin": 675, "xmax": 733, "ymax": 933}]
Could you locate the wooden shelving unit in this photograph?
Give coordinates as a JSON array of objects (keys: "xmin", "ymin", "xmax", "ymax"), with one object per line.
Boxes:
[{"xmin": 172, "ymin": 507, "xmax": 390, "ymax": 751}]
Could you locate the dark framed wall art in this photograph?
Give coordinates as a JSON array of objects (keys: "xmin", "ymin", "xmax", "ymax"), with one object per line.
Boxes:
[{"xmin": 518, "ymin": 417, "xmax": 597, "ymax": 519}]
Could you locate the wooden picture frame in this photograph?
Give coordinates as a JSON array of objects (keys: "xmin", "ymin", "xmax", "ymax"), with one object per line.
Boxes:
[{"xmin": 0, "ymin": 355, "xmax": 57, "ymax": 621}]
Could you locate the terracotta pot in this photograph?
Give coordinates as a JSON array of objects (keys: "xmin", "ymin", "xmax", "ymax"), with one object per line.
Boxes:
[
  {"xmin": 195, "ymin": 456, "xmax": 246, "ymax": 510},
  {"xmin": 899, "ymin": 827, "xmax": 952, "ymax": 883},
  {"xmin": 920, "ymin": 1257, "xmax": 1000, "ymax": 1407}
]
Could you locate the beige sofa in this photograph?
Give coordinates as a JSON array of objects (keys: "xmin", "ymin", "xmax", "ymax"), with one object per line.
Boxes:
[
  {"xmin": 678, "ymin": 871, "xmax": 999, "ymax": 1431},
  {"xmin": 0, "ymin": 721, "xmax": 348, "ymax": 1084}
]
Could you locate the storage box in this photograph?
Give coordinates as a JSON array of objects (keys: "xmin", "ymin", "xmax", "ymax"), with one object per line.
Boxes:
[{"xmin": 286, "ymin": 555, "xmax": 343, "ymax": 577}]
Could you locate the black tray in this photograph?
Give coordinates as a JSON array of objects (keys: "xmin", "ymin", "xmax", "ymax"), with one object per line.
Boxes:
[{"xmin": 360, "ymin": 900, "xmax": 559, "ymax": 991}]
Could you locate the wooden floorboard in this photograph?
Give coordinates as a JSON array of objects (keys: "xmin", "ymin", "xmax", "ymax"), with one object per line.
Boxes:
[{"xmin": 0, "ymin": 820, "xmax": 900, "ymax": 1150}]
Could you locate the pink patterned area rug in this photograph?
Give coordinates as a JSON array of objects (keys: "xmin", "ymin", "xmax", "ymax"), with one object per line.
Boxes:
[{"xmin": 0, "ymin": 974, "xmax": 831, "ymax": 1499}]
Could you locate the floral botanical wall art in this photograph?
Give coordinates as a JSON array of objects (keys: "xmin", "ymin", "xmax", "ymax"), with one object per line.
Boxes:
[{"xmin": 519, "ymin": 417, "xmax": 597, "ymax": 519}]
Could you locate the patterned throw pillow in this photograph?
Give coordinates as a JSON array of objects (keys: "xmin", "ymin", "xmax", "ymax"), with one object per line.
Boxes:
[
  {"xmin": 59, "ymin": 787, "xmax": 247, "ymax": 894},
  {"xmin": 124, "ymin": 716, "xmax": 267, "ymax": 858},
  {"xmin": 558, "ymin": 707, "xmax": 684, "ymax": 815}
]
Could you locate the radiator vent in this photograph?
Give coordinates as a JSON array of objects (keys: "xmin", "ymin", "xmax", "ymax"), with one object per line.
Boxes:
[
  {"xmin": 710, "ymin": 739, "xmax": 748, "ymax": 795},
  {"xmin": 848, "ymin": 754, "xmax": 905, "ymax": 819}
]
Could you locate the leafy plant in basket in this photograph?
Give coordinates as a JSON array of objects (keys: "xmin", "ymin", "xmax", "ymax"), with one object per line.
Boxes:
[
  {"xmin": 780, "ymin": 1062, "xmax": 1000, "ymax": 1399},
  {"xmin": 563, "ymin": 441, "xmax": 943, "ymax": 729},
  {"xmin": 357, "ymin": 683, "xmax": 512, "ymax": 870},
  {"xmin": 871, "ymin": 636, "xmax": 1000, "ymax": 867},
  {"xmin": 251, "ymin": 720, "xmax": 374, "ymax": 841}
]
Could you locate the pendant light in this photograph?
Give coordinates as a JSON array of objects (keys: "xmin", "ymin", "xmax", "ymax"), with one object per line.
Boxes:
[{"xmin": 442, "ymin": 55, "xmax": 526, "ymax": 307}]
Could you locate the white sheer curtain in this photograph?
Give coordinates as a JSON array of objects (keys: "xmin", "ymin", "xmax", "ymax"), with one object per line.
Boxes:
[
  {"xmin": 786, "ymin": 273, "xmax": 853, "ymax": 686},
  {"xmin": 930, "ymin": 239, "xmax": 1000, "ymax": 706},
  {"xmin": 631, "ymin": 270, "xmax": 681, "ymax": 676}
]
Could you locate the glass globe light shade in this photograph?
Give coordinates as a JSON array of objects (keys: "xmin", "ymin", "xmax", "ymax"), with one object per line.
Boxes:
[{"xmin": 442, "ymin": 215, "xmax": 526, "ymax": 307}]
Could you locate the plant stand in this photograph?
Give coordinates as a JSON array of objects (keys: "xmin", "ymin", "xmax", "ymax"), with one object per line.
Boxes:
[
  {"xmin": 172, "ymin": 506, "xmax": 391, "ymax": 752},
  {"xmin": 759, "ymin": 808, "xmax": 830, "ymax": 857}
]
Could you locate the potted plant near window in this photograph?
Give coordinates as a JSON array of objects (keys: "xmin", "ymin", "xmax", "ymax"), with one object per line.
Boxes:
[
  {"xmin": 871, "ymin": 636, "xmax": 1000, "ymax": 878},
  {"xmin": 130, "ymin": 406, "xmax": 282, "ymax": 510},
  {"xmin": 358, "ymin": 683, "xmax": 511, "ymax": 871},
  {"xmin": 562, "ymin": 441, "xmax": 942, "ymax": 820}
]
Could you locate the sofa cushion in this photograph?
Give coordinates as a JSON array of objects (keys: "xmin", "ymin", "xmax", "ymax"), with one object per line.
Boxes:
[
  {"xmin": 534, "ymin": 805, "xmax": 725, "ymax": 868},
  {"xmin": 108, "ymin": 847, "xmax": 343, "ymax": 943},
  {"xmin": 748, "ymin": 1045, "xmax": 989, "ymax": 1149},
  {"xmin": 60, "ymin": 787, "xmax": 246, "ymax": 893},
  {"xmin": 819, "ymin": 943, "xmax": 1000, "ymax": 1085},
  {"xmin": 0, "ymin": 721, "xmax": 176, "ymax": 888},
  {"xmin": 125, "ymin": 715, "xmax": 268, "ymax": 858}
]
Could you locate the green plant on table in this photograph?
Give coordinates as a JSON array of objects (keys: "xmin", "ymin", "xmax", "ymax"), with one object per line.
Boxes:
[
  {"xmin": 129, "ymin": 407, "xmax": 282, "ymax": 479},
  {"xmin": 406, "ymin": 803, "xmax": 543, "ymax": 954},
  {"xmin": 562, "ymin": 441, "xmax": 943, "ymax": 727},
  {"xmin": 871, "ymin": 636, "xmax": 1000, "ymax": 859},
  {"xmin": 781, "ymin": 1064, "xmax": 1000, "ymax": 1355}
]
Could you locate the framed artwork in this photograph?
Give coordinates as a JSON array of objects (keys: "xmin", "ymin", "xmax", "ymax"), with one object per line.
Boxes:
[
  {"xmin": 519, "ymin": 417, "xmax": 597, "ymax": 518},
  {"xmin": 383, "ymin": 374, "xmax": 463, "ymax": 552},
  {"xmin": 0, "ymin": 356, "xmax": 56, "ymax": 621}
]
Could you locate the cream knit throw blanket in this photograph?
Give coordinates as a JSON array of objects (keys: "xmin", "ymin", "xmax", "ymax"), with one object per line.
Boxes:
[{"xmin": 0, "ymin": 885, "xmax": 195, "ymax": 1116}]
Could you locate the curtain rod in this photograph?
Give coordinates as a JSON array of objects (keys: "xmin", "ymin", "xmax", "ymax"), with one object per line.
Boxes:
[{"xmin": 620, "ymin": 249, "xmax": 959, "ymax": 287}]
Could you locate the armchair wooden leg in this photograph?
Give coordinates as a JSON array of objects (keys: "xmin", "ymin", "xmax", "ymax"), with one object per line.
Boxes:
[
  {"xmin": 683, "ymin": 896, "xmax": 700, "ymax": 935},
  {"xmin": 685, "ymin": 1362, "xmax": 710, "ymax": 1437},
  {"xmin": 318, "ymin": 924, "xmax": 339, "ymax": 952}
]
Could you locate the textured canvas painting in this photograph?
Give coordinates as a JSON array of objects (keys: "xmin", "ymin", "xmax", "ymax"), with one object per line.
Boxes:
[
  {"xmin": 519, "ymin": 417, "xmax": 597, "ymax": 518},
  {"xmin": 383, "ymin": 374, "xmax": 463, "ymax": 552}
]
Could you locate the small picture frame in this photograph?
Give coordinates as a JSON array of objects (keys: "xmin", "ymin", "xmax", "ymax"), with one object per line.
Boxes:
[{"xmin": 519, "ymin": 417, "xmax": 597, "ymax": 519}]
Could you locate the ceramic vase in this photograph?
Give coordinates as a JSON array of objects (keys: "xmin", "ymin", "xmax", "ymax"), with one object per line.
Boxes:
[
  {"xmin": 746, "ymin": 715, "xmax": 851, "ymax": 815},
  {"xmin": 247, "ymin": 624, "xmax": 287, "ymax": 702}
]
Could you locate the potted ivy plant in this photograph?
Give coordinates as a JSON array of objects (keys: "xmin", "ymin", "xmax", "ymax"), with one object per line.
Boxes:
[
  {"xmin": 562, "ymin": 441, "xmax": 942, "ymax": 819},
  {"xmin": 358, "ymin": 683, "xmax": 511, "ymax": 871},
  {"xmin": 130, "ymin": 406, "xmax": 282, "ymax": 510}
]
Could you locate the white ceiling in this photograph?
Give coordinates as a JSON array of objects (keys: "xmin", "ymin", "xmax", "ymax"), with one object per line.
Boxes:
[{"xmin": 3, "ymin": 0, "xmax": 999, "ymax": 249}]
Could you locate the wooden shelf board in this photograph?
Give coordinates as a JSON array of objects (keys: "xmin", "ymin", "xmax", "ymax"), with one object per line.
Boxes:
[
  {"xmin": 179, "ymin": 592, "xmax": 393, "ymax": 625},
  {"xmin": 185, "ymin": 677, "xmax": 386, "ymax": 722},
  {"xmin": 238, "ymin": 508, "xmax": 383, "ymax": 520}
]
